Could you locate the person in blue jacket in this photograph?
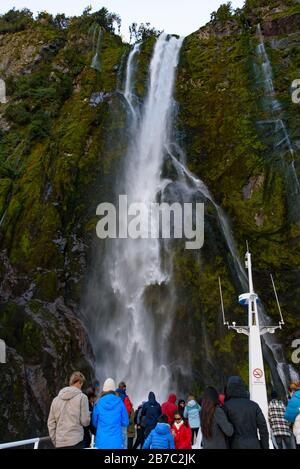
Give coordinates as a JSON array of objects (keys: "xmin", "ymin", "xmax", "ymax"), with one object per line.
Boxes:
[
  {"xmin": 184, "ymin": 394, "xmax": 201, "ymax": 444},
  {"xmin": 285, "ymin": 381, "xmax": 300, "ymax": 448},
  {"xmin": 141, "ymin": 391, "xmax": 162, "ymax": 438},
  {"xmin": 92, "ymin": 378, "xmax": 129, "ymax": 449},
  {"xmin": 142, "ymin": 414, "xmax": 175, "ymax": 449}
]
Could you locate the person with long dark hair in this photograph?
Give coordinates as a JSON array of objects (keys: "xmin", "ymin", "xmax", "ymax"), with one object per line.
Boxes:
[
  {"xmin": 177, "ymin": 399, "xmax": 186, "ymax": 421},
  {"xmin": 201, "ymin": 386, "xmax": 234, "ymax": 449}
]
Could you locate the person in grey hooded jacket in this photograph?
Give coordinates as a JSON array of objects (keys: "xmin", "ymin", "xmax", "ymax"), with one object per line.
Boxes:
[{"xmin": 47, "ymin": 371, "xmax": 90, "ymax": 448}]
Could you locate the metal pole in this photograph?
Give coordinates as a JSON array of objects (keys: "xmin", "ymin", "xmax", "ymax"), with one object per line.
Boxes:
[
  {"xmin": 270, "ymin": 274, "xmax": 284, "ymax": 324},
  {"xmin": 34, "ymin": 439, "xmax": 40, "ymax": 449},
  {"xmin": 218, "ymin": 277, "xmax": 226, "ymax": 325}
]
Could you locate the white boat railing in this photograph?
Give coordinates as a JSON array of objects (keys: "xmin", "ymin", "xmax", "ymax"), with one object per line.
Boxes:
[{"xmin": 0, "ymin": 436, "xmax": 51, "ymax": 449}]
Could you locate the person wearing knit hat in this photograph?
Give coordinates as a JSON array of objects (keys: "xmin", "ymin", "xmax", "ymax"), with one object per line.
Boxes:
[
  {"xmin": 92, "ymin": 378, "xmax": 129, "ymax": 448},
  {"xmin": 103, "ymin": 378, "xmax": 116, "ymax": 393}
]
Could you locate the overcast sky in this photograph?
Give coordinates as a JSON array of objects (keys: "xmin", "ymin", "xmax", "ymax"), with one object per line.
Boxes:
[{"xmin": 0, "ymin": 0, "xmax": 245, "ymax": 40}]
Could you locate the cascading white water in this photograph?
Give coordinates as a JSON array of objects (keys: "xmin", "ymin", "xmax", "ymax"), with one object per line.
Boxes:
[
  {"xmin": 91, "ymin": 25, "xmax": 102, "ymax": 72},
  {"xmin": 167, "ymin": 146, "xmax": 248, "ymax": 288},
  {"xmin": 123, "ymin": 43, "xmax": 140, "ymax": 116},
  {"xmin": 256, "ymin": 24, "xmax": 300, "ymax": 194},
  {"xmin": 0, "ymin": 79, "xmax": 6, "ymax": 104},
  {"xmin": 93, "ymin": 34, "xmax": 183, "ymax": 405}
]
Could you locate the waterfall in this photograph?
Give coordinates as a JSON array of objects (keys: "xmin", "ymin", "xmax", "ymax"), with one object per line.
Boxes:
[
  {"xmin": 85, "ymin": 34, "xmax": 183, "ymax": 405},
  {"xmin": 0, "ymin": 79, "xmax": 7, "ymax": 104},
  {"xmin": 166, "ymin": 146, "xmax": 247, "ymax": 289},
  {"xmin": 91, "ymin": 25, "xmax": 102, "ymax": 72},
  {"xmin": 83, "ymin": 31, "xmax": 298, "ymax": 403},
  {"xmin": 123, "ymin": 43, "xmax": 141, "ymax": 116},
  {"xmin": 256, "ymin": 24, "xmax": 300, "ymax": 196}
]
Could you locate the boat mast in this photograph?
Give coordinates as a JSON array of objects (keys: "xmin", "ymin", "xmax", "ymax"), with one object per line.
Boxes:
[{"xmin": 219, "ymin": 245, "xmax": 283, "ymax": 447}]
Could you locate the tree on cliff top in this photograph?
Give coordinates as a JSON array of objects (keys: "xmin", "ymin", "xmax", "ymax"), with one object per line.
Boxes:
[
  {"xmin": 0, "ymin": 8, "xmax": 33, "ymax": 34},
  {"xmin": 129, "ymin": 22, "xmax": 161, "ymax": 43},
  {"xmin": 210, "ymin": 2, "xmax": 233, "ymax": 24}
]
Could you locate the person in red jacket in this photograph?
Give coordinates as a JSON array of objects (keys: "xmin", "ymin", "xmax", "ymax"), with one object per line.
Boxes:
[
  {"xmin": 171, "ymin": 411, "xmax": 192, "ymax": 449},
  {"xmin": 161, "ymin": 394, "xmax": 178, "ymax": 425},
  {"xmin": 116, "ymin": 381, "xmax": 133, "ymax": 414}
]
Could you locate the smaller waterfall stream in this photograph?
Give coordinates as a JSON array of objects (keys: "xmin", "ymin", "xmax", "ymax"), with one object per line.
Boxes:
[
  {"xmin": 166, "ymin": 145, "xmax": 247, "ymax": 289},
  {"xmin": 256, "ymin": 24, "xmax": 300, "ymax": 196},
  {"xmin": 91, "ymin": 25, "xmax": 103, "ymax": 72},
  {"xmin": 0, "ymin": 79, "xmax": 6, "ymax": 104},
  {"xmin": 166, "ymin": 144, "xmax": 299, "ymax": 392},
  {"xmin": 123, "ymin": 43, "xmax": 141, "ymax": 116}
]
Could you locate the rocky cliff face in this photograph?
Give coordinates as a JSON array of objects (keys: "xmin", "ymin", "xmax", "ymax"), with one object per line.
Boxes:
[
  {"xmin": 0, "ymin": 9, "xmax": 128, "ymax": 441},
  {"xmin": 0, "ymin": 1, "xmax": 300, "ymax": 441}
]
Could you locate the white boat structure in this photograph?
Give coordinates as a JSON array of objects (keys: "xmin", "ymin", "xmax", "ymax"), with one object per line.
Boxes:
[{"xmin": 219, "ymin": 243, "xmax": 285, "ymax": 449}]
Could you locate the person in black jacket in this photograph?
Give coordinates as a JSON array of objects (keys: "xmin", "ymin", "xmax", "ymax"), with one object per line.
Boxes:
[
  {"xmin": 141, "ymin": 392, "xmax": 162, "ymax": 439},
  {"xmin": 224, "ymin": 376, "xmax": 269, "ymax": 449},
  {"xmin": 133, "ymin": 401, "xmax": 146, "ymax": 449},
  {"xmin": 83, "ymin": 386, "xmax": 97, "ymax": 447}
]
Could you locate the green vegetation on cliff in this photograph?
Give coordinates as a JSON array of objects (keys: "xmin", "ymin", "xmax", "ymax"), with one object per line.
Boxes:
[{"xmin": 0, "ymin": 0, "xmax": 300, "ymax": 441}]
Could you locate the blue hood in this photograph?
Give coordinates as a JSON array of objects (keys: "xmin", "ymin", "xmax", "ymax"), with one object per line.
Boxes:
[
  {"xmin": 154, "ymin": 423, "xmax": 170, "ymax": 435},
  {"xmin": 99, "ymin": 393, "xmax": 122, "ymax": 410},
  {"xmin": 186, "ymin": 399, "xmax": 198, "ymax": 409},
  {"xmin": 294, "ymin": 390, "xmax": 300, "ymax": 400}
]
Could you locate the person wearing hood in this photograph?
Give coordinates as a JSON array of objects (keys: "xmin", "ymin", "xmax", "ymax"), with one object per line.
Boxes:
[
  {"xmin": 116, "ymin": 381, "xmax": 133, "ymax": 414},
  {"xmin": 92, "ymin": 378, "xmax": 129, "ymax": 449},
  {"xmin": 161, "ymin": 394, "xmax": 178, "ymax": 425},
  {"xmin": 133, "ymin": 401, "xmax": 147, "ymax": 449},
  {"xmin": 143, "ymin": 414, "xmax": 175, "ymax": 449},
  {"xmin": 115, "ymin": 381, "xmax": 133, "ymax": 449},
  {"xmin": 47, "ymin": 371, "xmax": 90, "ymax": 449},
  {"xmin": 284, "ymin": 381, "xmax": 300, "ymax": 449},
  {"xmin": 224, "ymin": 376, "xmax": 269, "ymax": 449},
  {"xmin": 141, "ymin": 392, "xmax": 162, "ymax": 438},
  {"xmin": 183, "ymin": 394, "xmax": 201, "ymax": 444}
]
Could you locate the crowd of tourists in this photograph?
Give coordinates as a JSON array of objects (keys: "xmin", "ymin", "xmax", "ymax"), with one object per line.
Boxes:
[{"xmin": 47, "ymin": 372, "xmax": 300, "ymax": 450}]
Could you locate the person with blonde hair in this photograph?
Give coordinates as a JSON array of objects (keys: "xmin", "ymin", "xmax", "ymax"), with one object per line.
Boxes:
[
  {"xmin": 184, "ymin": 394, "xmax": 201, "ymax": 444},
  {"xmin": 285, "ymin": 381, "xmax": 300, "ymax": 449},
  {"xmin": 47, "ymin": 371, "xmax": 90, "ymax": 449}
]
